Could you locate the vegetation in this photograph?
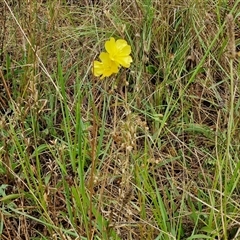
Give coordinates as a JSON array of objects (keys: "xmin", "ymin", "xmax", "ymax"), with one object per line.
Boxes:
[{"xmin": 0, "ymin": 0, "xmax": 240, "ymax": 239}]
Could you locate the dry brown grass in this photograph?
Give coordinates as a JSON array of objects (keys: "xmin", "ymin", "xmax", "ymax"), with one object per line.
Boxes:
[{"xmin": 1, "ymin": 0, "xmax": 240, "ymax": 239}]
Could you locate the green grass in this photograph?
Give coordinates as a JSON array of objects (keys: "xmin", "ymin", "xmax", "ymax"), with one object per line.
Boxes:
[{"xmin": 1, "ymin": 0, "xmax": 240, "ymax": 239}]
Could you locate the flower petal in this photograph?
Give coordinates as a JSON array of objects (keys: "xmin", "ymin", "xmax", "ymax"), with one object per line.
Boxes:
[
  {"xmin": 105, "ymin": 37, "xmax": 132, "ymax": 68},
  {"xmin": 116, "ymin": 55, "xmax": 133, "ymax": 68},
  {"xmin": 99, "ymin": 52, "xmax": 110, "ymax": 62},
  {"xmin": 105, "ymin": 37, "xmax": 117, "ymax": 57},
  {"xmin": 92, "ymin": 60, "xmax": 104, "ymax": 77},
  {"xmin": 115, "ymin": 39, "xmax": 128, "ymax": 51},
  {"xmin": 92, "ymin": 52, "xmax": 119, "ymax": 79},
  {"xmin": 118, "ymin": 45, "xmax": 131, "ymax": 56}
]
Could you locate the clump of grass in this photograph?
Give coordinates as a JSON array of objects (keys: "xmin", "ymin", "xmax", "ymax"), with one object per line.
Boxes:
[{"xmin": 0, "ymin": 0, "xmax": 240, "ymax": 239}]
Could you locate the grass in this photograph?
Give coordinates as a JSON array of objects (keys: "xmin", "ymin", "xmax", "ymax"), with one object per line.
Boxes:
[{"xmin": 0, "ymin": 0, "xmax": 240, "ymax": 239}]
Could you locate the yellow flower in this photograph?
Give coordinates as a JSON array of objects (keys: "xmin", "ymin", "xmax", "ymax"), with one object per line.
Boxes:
[
  {"xmin": 105, "ymin": 37, "xmax": 132, "ymax": 68},
  {"xmin": 92, "ymin": 52, "xmax": 119, "ymax": 79}
]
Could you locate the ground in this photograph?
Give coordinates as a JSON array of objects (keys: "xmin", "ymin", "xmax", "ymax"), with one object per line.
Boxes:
[{"xmin": 0, "ymin": 0, "xmax": 240, "ymax": 239}]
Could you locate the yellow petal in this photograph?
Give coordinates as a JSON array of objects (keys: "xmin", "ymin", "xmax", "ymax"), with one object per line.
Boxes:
[
  {"xmin": 99, "ymin": 52, "xmax": 112, "ymax": 64},
  {"xmin": 92, "ymin": 60, "xmax": 104, "ymax": 77},
  {"xmin": 116, "ymin": 55, "xmax": 133, "ymax": 68},
  {"xmin": 92, "ymin": 52, "xmax": 119, "ymax": 79},
  {"xmin": 105, "ymin": 37, "xmax": 132, "ymax": 68},
  {"xmin": 118, "ymin": 45, "xmax": 131, "ymax": 56},
  {"xmin": 115, "ymin": 39, "xmax": 129, "ymax": 51},
  {"xmin": 105, "ymin": 37, "xmax": 117, "ymax": 57}
]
